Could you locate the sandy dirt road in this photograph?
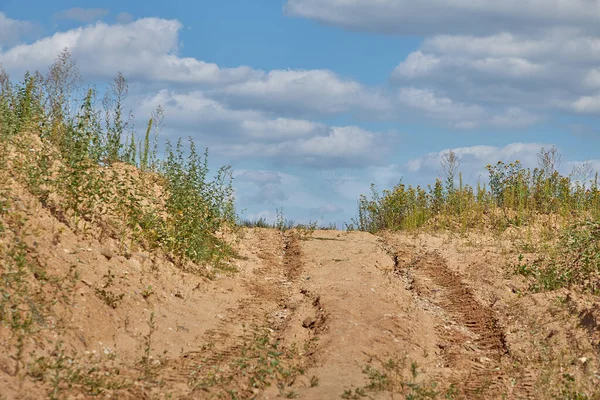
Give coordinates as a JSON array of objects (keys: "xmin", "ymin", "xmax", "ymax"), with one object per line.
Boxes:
[
  {"xmin": 163, "ymin": 228, "xmax": 596, "ymax": 399},
  {"xmin": 2, "ymin": 219, "xmax": 598, "ymax": 399}
]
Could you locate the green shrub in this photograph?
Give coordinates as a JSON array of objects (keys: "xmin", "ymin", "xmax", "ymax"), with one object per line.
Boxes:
[
  {"xmin": 0, "ymin": 49, "xmax": 237, "ymax": 271},
  {"xmin": 355, "ymin": 150, "xmax": 600, "ymax": 233}
]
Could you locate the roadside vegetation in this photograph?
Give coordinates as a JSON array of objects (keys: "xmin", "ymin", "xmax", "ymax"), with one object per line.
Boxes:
[
  {"xmin": 354, "ymin": 147, "xmax": 600, "ymax": 293},
  {"xmin": 354, "ymin": 147, "xmax": 600, "ymax": 398},
  {"xmin": 354, "ymin": 147, "xmax": 599, "ymax": 234},
  {"xmin": 0, "ymin": 49, "xmax": 236, "ymax": 271},
  {"xmin": 0, "ymin": 49, "xmax": 239, "ymax": 397}
]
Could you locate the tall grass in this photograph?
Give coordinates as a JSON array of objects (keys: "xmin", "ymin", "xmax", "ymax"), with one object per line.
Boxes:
[
  {"xmin": 355, "ymin": 149, "xmax": 600, "ymax": 294},
  {"xmin": 355, "ymin": 151, "xmax": 600, "ymax": 233},
  {"xmin": 0, "ymin": 49, "xmax": 236, "ymax": 271}
]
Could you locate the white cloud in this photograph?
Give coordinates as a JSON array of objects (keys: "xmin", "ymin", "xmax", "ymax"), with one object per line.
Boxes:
[
  {"xmin": 0, "ymin": 12, "xmax": 37, "ymax": 46},
  {"xmin": 240, "ymin": 118, "xmax": 327, "ymax": 139},
  {"xmin": 0, "ymin": 18, "xmax": 259, "ymax": 85},
  {"xmin": 0, "ymin": 15, "xmax": 551, "ymax": 127},
  {"xmin": 0, "ymin": 18, "xmax": 389, "ymax": 120},
  {"xmin": 235, "ymin": 170, "xmax": 283, "ymax": 186},
  {"xmin": 406, "ymin": 143, "xmax": 549, "ymax": 184},
  {"xmin": 395, "ymin": 88, "xmax": 538, "ymax": 129},
  {"xmin": 397, "ymin": 87, "xmax": 485, "ymax": 127},
  {"xmin": 296, "ymin": 126, "xmax": 376, "ymax": 157},
  {"xmin": 136, "ymin": 89, "xmax": 391, "ymax": 168},
  {"xmin": 221, "ymin": 125, "xmax": 389, "ymax": 168},
  {"xmin": 285, "ymin": 0, "xmax": 600, "ymax": 35},
  {"xmin": 393, "ymin": 52, "xmax": 545, "ymax": 84},
  {"xmin": 489, "ymin": 107, "xmax": 540, "ymax": 128},
  {"xmin": 388, "ymin": 27, "xmax": 600, "ymax": 118},
  {"xmin": 393, "ymin": 52, "xmax": 441, "ymax": 79},
  {"xmin": 54, "ymin": 8, "xmax": 109, "ymax": 23},
  {"xmin": 212, "ymin": 69, "xmax": 388, "ymax": 117},
  {"xmin": 287, "ymin": 1, "xmax": 600, "ymax": 121},
  {"xmin": 573, "ymin": 95, "xmax": 600, "ymax": 114},
  {"xmin": 136, "ymin": 89, "xmax": 327, "ymax": 140}
]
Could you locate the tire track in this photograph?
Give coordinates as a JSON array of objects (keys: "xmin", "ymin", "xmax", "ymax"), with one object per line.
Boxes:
[
  {"xmin": 382, "ymin": 239, "xmax": 535, "ymax": 399},
  {"xmin": 163, "ymin": 230, "xmax": 314, "ymax": 397}
]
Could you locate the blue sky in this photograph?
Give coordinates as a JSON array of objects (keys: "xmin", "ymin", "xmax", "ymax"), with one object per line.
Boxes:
[{"xmin": 1, "ymin": 1, "xmax": 600, "ymax": 226}]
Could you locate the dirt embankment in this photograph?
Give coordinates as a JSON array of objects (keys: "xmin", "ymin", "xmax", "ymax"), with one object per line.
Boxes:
[{"xmin": 1, "ymin": 181, "xmax": 599, "ymax": 399}]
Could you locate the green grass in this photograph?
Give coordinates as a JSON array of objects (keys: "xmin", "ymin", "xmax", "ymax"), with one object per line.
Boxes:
[
  {"xmin": 341, "ymin": 356, "xmax": 453, "ymax": 400},
  {"xmin": 515, "ymin": 218, "xmax": 600, "ymax": 294},
  {"xmin": 0, "ymin": 48, "xmax": 242, "ymax": 397},
  {"xmin": 0, "ymin": 50, "xmax": 236, "ymax": 273},
  {"xmin": 354, "ymin": 149, "xmax": 600, "ymax": 294},
  {"xmin": 354, "ymin": 153, "xmax": 600, "ymax": 234},
  {"xmin": 194, "ymin": 328, "xmax": 304, "ymax": 398}
]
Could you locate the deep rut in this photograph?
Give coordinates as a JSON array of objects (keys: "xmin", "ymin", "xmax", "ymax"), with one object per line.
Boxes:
[
  {"xmin": 163, "ymin": 230, "xmax": 313, "ymax": 398},
  {"xmin": 383, "ymin": 240, "xmax": 532, "ymax": 399},
  {"xmin": 413, "ymin": 252, "xmax": 508, "ymax": 396}
]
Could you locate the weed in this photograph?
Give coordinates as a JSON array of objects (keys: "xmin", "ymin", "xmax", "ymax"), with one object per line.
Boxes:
[
  {"xmin": 355, "ymin": 148, "xmax": 600, "ymax": 234},
  {"xmin": 341, "ymin": 388, "xmax": 367, "ymax": 399},
  {"xmin": 194, "ymin": 328, "xmax": 304, "ymax": 398},
  {"xmin": 553, "ymin": 374, "xmax": 590, "ymax": 400},
  {"xmin": 310, "ymin": 375, "xmax": 320, "ymax": 387},
  {"xmin": 140, "ymin": 311, "xmax": 157, "ymax": 380},
  {"xmin": 515, "ymin": 218, "xmax": 600, "ymax": 293},
  {"xmin": 141, "ymin": 285, "xmax": 154, "ymax": 300},
  {"xmin": 343, "ymin": 356, "xmax": 444, "ymax": 399},
  {"xmin": 30, "ymin": 341, "xmax": 128, "ymax": 398},
  {"xmin": 0, "ymin": 49, "xmax": 243, "ymax": 398},
  {"xmin": 94, "ymin": 270, "xmax": 124, "ymax": 309}
]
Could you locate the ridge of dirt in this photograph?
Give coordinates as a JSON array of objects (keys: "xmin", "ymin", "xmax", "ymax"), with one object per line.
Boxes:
[
  {"xmin": 162, "ymin": 230, "xmax": 299, "ymax": 398},
  {"xmin": 3, "ymin": 170, "xmax": 600, "ymax": 399},
  {"xmin": 380, "ymin": 232, "xmax": 600, "ymax": 400},
  {"xmin": 393, "ymin": 248, "xmax": 512, "ymax": 397}
]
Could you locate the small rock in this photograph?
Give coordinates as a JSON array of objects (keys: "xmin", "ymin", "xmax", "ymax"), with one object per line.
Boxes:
[
  {"xmin": 100, "ymin": 248, "xmax": 114, "ymax": 260},
  {"xmin": 302, "ymin": 317, "xmax": 315, "ymax": 329}
]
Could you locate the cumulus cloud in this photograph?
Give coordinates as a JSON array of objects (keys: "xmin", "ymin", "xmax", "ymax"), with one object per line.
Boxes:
[
  {"xmin": 393, "ymin": 30, "xmax": 600, "ymax": 88},
  {"xmin": 573, "ymin": 95, "xmax": 600, "ymax": 114},
  {"xmin": 285, "ymin": 0, "xmax": 600, "ymax": 36},
  {"xmin": 0, "ymin": 15, "xmax": 549, "ymax": 127},
  {"xmin": 0, "ymin": 12, "xmax": 37, "ymax": 46},
  {"xmin": 136, "ymin": 89, "xmax": 327, "ymax": 140},
  {"xmin": 235, "ymin": 170, "xmax": 288, "ymax": 204},
  {"xmin": 396, "ymin": 88, "xmax": 539, "ymax": 129},
  {"xmin": 388, "ymin": 28, "xmax": 600, "ymax": 118},
  {"xmin": 54, "ymin": 8, "xmax": 109, "ymax": 23},
  {"xmin": 136, "ymin": 89, "xmax": 391, "ymax": 168},
  {"xmin": 220, "ymin": 125, "xmax": 390, "ymax": 168},
  {"xmin": 237, "ymin": 170, "xmax": 283, "ymax": 186},
  {"xmin": 285, "ymin": 2, "xmax": 600, "ymax": 119},
  {"xmin": 211, "ymin": 69, "xmax": 388, "ymax": 117},
  {"xmin": 405, "ymin": 143, "xmax": 549, "ymax": 184},
  {"xmin": 0, "ymin": 18, "xmax": 259, "ymax": 84},
  {"xmin": 0, "ymin": 17, "xmax": 389, "ymax": 119}
]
